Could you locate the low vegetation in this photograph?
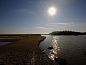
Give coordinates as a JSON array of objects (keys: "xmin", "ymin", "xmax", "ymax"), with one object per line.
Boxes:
[{"xmin": 50, "ymin": 31, "xmax": 86, "ymax": 35}]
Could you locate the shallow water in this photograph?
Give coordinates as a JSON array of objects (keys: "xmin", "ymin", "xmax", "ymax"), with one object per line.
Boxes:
[
  {"xmin": 40, "ymin": 35, "xmax": 86, "ymax": 65},
  {"xmin": 0, "ymin": 42, "xmax": 11, "ymax": 46}
]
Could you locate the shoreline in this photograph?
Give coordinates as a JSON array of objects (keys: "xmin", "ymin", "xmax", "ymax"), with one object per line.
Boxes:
[
  {"xmin": 38, "ymin": 36, "xmax": 46, "ymax": 46},
  {"xmin": 0, "ymin": 35, "xmax": 55, "ymax": 65}
]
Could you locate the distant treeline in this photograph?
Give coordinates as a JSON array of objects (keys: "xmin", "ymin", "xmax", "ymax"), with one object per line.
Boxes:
[{"xmin": 50, "ymin": 31, "xmax": 86, "ymax": 35}]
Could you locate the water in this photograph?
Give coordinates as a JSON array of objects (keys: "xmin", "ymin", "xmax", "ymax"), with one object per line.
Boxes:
[
  {"xmin": 0, "ymin": 42, "xmax": 11, "ymax": 46},
  {"xmin": 40, "ymin": 35, "xmax": 86, "ymax": 65}
]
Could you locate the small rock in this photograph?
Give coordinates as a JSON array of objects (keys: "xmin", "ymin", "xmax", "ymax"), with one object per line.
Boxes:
[{"xmin": 47, "ymin": 46, "xmax": 53, "ymax": 50}]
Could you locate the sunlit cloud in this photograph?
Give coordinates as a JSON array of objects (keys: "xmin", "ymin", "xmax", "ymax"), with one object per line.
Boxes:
[
  {"xmin": 57, "ymin": 0, "xmax": 74, "ymax": 5},
  {"xmin": 35, "ymin": 26, "xmax": 52, "ymax": 29},
  {"xmin": 46, "ymin": 24, "xmax": 55, "ymax": 27},
  {"xmin": 35, "ymin": 22, "xmax": 74, "ymax": 27},
  {"xmin": 46, "ymin": 22, "xmax": 73, "ymax": 27},
  {"xmin": 55, "ymin": 23, "xmax": 70, "ymax": 25}
]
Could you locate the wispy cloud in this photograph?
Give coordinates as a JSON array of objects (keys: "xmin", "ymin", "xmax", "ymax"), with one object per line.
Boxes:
[
  {"xmin": 35, "ymin": 22, "xmax": 73, "ymax": 28},
  {"xmin": 56, "ymin": 0, "xmax": 74, "ymax": 5},
  {"xmin": 35, "ymin": 26, "xmax": 52, "ymax": 29},
  {"xmin": 46, "ymin": 22, "xmax": 73, "ymax": 27},
  {"xmin": 56, "ymin": 23, "xmax": 71, "ymax": 25},
  {"xmin": 15, "ymin": 9, "xmax": 36, "ymax": 15}
]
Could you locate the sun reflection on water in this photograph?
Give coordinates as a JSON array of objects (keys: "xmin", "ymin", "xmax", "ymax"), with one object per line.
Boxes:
[{"xmin": 48, "ymin": 36, "xmax": 60, "ymax": 60}]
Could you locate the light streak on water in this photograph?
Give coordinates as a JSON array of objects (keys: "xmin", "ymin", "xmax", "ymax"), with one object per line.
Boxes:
[
  {"xmin": 40, "ymin": 35, "xmax": 86, "ymax": 65},
  {"xmin": 48, "ymin": 36, "xmax": 60, "ymax": 60}
]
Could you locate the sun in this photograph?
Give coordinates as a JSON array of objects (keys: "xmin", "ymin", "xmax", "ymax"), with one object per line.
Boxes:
[{"xmin": 48, "ymin": 6, "xmax": 57, "ymax": 16}]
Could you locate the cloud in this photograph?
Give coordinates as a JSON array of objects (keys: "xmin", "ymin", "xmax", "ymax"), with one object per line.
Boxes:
[
  {"xmin": 55, "ymin": 23, "xmax": 70, "ymax": 25},
  {"xmin": 35, "ymin": 22, "xmax": 73, "ymax": 28},
  {"xmin": 57, "ymin": 0, "xmax": 74, "ymax": 4},
  {"xmin": 35, "ymin": 26, "xmax": 52, "ymax": 29},
  {"xmin": 15, "ymin": 9, "xmax": 36, "ymax": 15},
  {"xmin": 46, "ymin": 24, "xmax": 55, "ymax": 26},
  {"xmin": 46, "ymin": 22, "xmax": 73, "ymax": 27}
]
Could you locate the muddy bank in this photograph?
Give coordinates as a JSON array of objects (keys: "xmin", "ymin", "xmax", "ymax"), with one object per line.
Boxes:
[{"xmin": 0, "ymin": 35, "xmax": 55, "ymax": 65}]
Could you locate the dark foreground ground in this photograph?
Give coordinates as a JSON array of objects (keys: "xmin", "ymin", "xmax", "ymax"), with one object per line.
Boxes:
[{"xmin": 0, "ymin": 34, "xmax": 55, "ymax": 65}]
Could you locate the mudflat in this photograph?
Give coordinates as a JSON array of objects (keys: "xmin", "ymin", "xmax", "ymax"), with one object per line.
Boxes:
[{"xmin": 0, "ymin": 34, "xmax": 55, "ymax": 65}]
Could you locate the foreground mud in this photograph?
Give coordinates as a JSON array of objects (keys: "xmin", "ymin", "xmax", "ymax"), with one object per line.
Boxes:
[{"xmin": 0, "ymin": 35, "xmax": 55, "ymax": 65}]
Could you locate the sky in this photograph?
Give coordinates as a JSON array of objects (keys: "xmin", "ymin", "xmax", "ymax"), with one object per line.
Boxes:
[{"xmin": 0, "ymin": 0, "xmax": 86, "ymax": 34}]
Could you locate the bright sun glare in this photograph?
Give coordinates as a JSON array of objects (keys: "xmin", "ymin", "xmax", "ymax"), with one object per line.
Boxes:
[{"xmin": 48, "ymin": 6, "xmax": 57, "ymax": 16}]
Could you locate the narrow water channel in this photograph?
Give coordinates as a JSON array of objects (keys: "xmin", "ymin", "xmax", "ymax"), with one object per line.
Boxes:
[{"xmin": 0, "ymin": 42, "xmax": 11, "ymax": 46}]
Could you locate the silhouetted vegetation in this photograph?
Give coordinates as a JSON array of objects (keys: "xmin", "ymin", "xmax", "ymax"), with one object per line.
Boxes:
[{"xmin": 50, "ymin": 31, "xmax": 86, "ymax": 35}]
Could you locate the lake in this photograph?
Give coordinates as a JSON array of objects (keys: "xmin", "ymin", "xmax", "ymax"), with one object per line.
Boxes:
[{"xmin": 40, "ymin": 35, "xmax": 86, "ymax": 65}]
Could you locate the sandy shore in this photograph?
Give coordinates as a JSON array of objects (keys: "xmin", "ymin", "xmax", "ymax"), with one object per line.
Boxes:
[{"xmin": 0, "ymin": 35, "xmax": 55, "ymax": 65}]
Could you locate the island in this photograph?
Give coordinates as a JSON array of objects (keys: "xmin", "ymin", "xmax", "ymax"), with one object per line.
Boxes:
[{"xmin": 50, "ymin": 31, "xmax": 86, "ymax": 35}]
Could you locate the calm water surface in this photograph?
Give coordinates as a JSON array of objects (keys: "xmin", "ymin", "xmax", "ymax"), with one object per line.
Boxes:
[
  {"xmin": 0, "ymin": 42, "xmax": 11, "ymax": 46},
  {"xmin": 40, "ymin": 35, "xmax": 86, "ymax": 65}
]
